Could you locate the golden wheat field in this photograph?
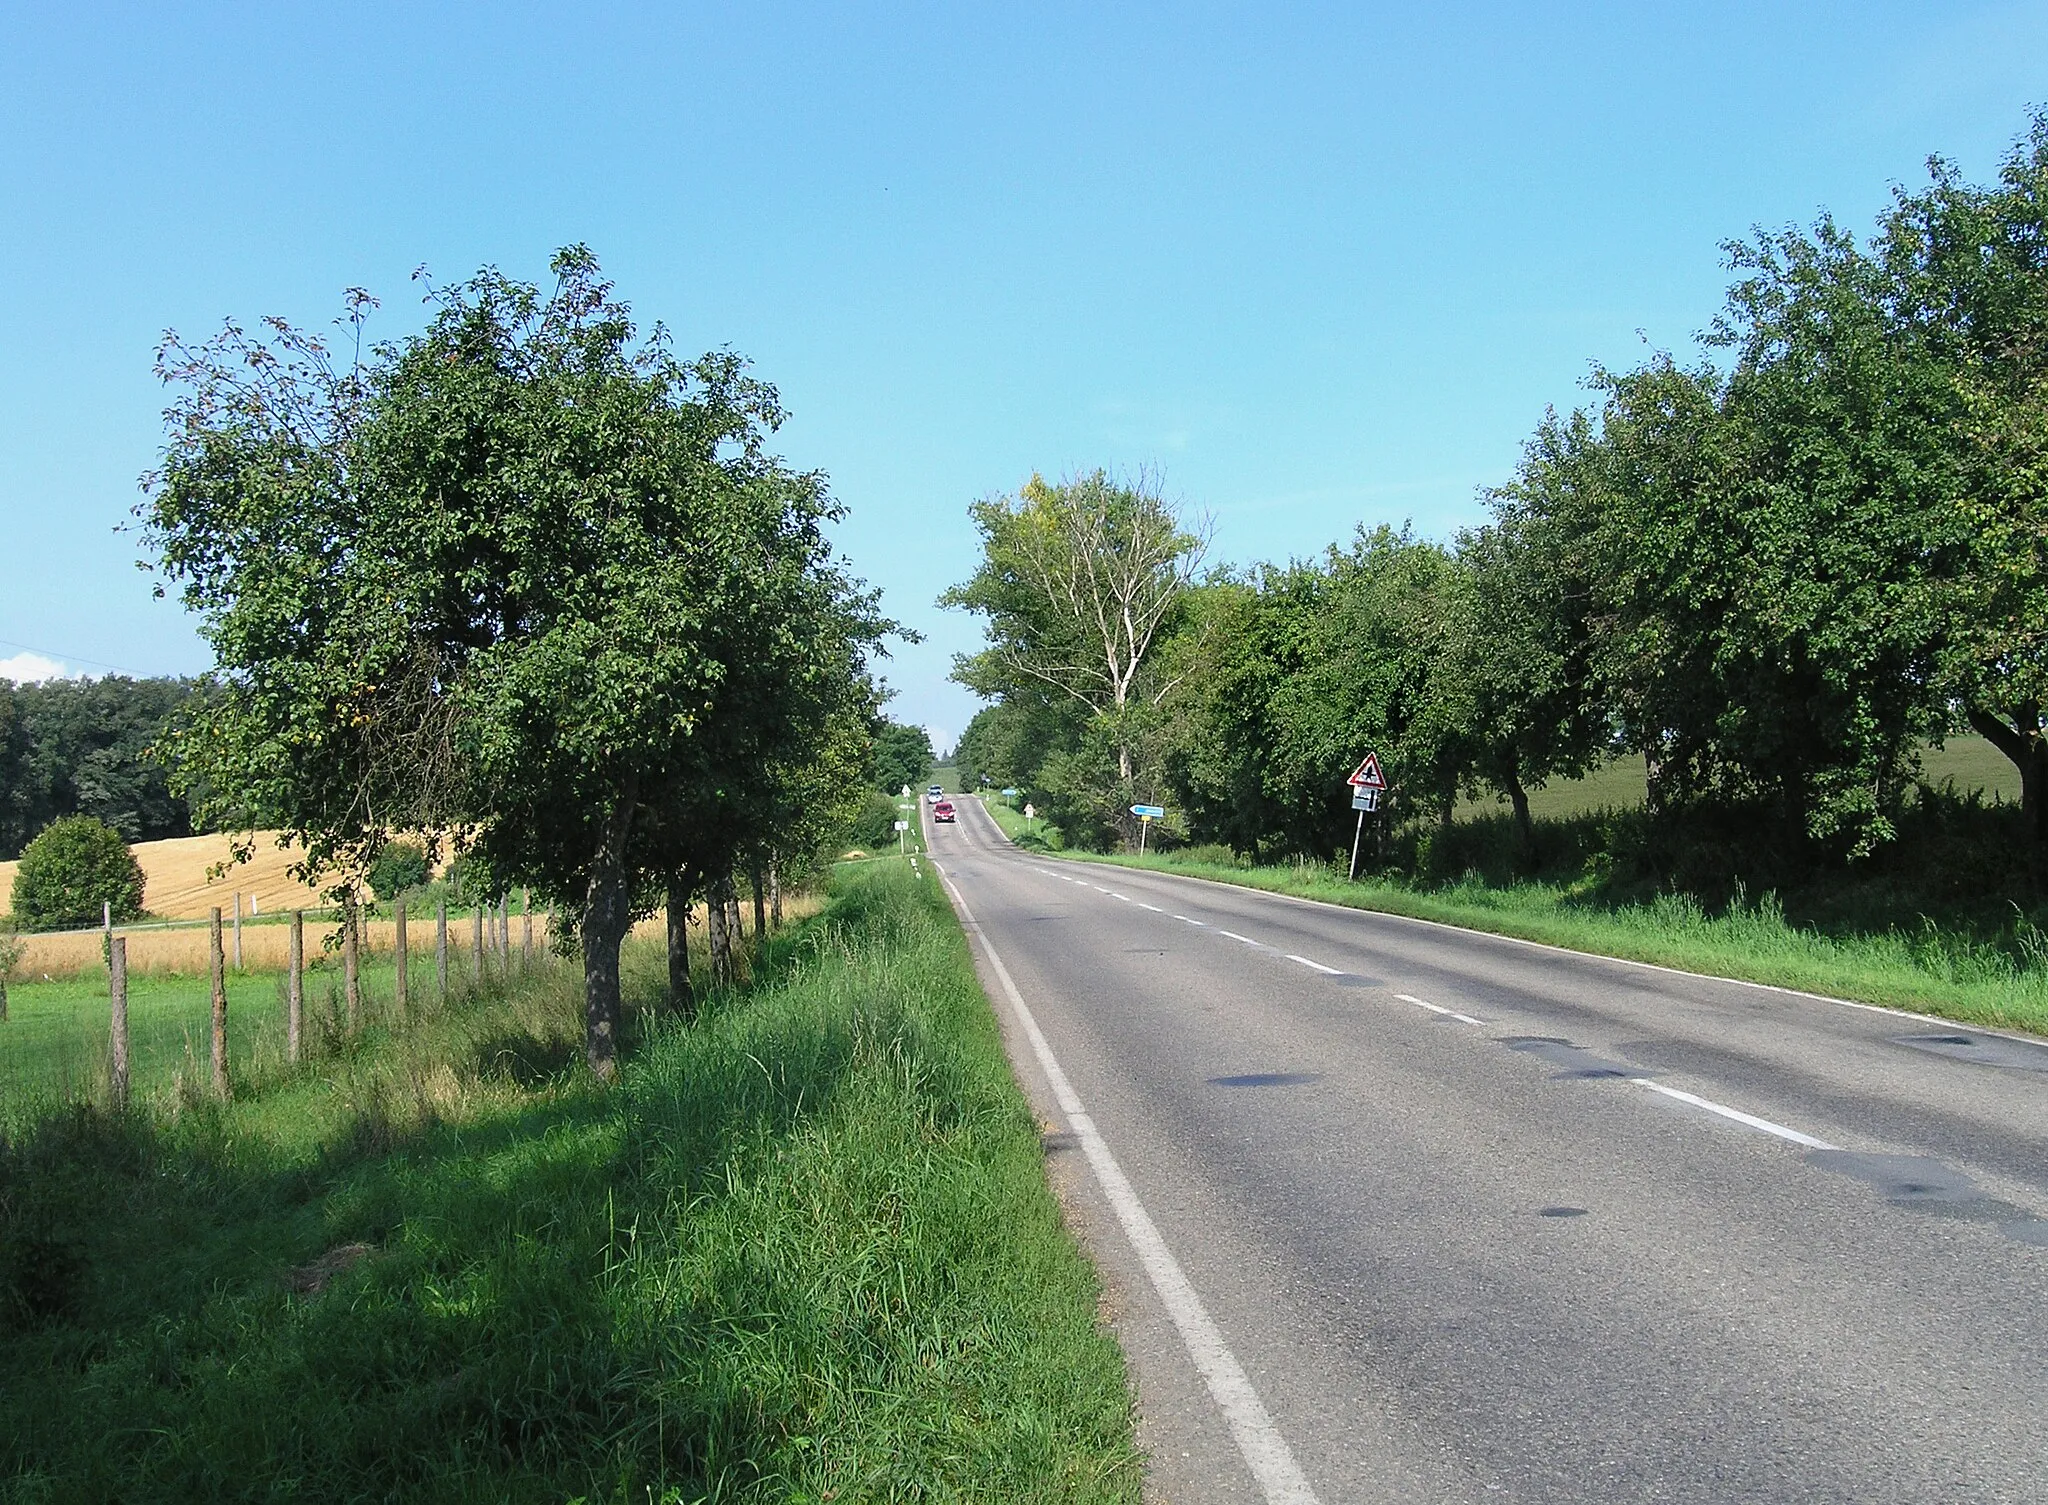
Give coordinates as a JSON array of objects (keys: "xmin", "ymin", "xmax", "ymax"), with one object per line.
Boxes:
[
  {"xmin": 10, "ymin": 911, "xmax": 569, "ymax": 981},
  {"xmin": 0, "ymin": 830, "xmax": 332, "ymax": 926}
]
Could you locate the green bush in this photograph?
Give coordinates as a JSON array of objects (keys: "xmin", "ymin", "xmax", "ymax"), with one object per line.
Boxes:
[
  {"xmin": 8, "ymin": 816, "xmax": 146, "ymax": 932},
  {"xmin": 366, "ymin": 839, "xmax": 432, "ymax": 901},
  {"xmin": 844, "ymin": 790, "xmax": 904, "ymax": 852}
]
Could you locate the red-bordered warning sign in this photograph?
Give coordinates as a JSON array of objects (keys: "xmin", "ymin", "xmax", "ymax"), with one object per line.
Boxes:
[{"xmin": 1347, "ymin": 752, "xmax": 1387, "ymax": 790}]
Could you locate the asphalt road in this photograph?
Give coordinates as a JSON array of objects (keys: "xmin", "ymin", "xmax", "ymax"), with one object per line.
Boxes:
[{"xmin": 925, "ymin": 795, "xmax": 2048, "ymax": 1505}]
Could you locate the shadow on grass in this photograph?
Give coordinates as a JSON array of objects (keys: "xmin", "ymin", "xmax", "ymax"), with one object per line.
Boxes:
[{"xmin": 0, "ymin": 908, "xmax": 873, "ymax": 1504}]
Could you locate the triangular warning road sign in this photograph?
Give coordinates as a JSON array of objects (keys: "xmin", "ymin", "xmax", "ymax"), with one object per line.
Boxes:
[{"xmin": 1348, "ymin": 752, "xmax": 1387, "ymax": 790}]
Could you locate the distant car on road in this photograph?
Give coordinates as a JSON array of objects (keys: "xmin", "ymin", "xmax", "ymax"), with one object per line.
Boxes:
[
  {"xmin": 932, "ymin": 799, "xmax": 956, "ymax": 822},
  {"xmin": 927, "ymin": 785, "xmax": 945, "ymax": 803}
]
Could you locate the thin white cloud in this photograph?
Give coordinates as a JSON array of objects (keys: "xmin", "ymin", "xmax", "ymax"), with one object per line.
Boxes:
[{"xmin": 0, "ymin": 651, "xmax": 78, "ymax": 684}]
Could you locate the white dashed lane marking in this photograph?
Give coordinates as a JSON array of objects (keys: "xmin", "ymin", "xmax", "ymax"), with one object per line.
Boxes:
[
  {"xmin": 1009, "ymin": 856, "xmax": 1851, "ymax": 1165},
  {"xmin": 1284, "ymin": 954, "xmax": 1342, "ymax": 975}
]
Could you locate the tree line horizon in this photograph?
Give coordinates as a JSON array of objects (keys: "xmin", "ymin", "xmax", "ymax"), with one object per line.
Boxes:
[{"xmin": 948, "ymin": 114, "xmax": 2048, "ymax": 888}]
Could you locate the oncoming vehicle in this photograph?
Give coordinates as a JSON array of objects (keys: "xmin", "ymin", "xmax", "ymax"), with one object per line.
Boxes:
[
  {"xmin": 926, "ymin": 784, "xmax": 945, "ymax": 804},
  {"xmin": 932, "ymin": 799, "xmax": 956, "ymax": 822}
]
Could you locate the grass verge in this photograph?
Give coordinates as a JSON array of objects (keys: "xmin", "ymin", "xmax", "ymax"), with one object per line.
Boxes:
[
  {"xmin": 0, "ymin": 860, "xmax": 1139, "ymax": 1503},
  {"xmin": 989, "ymin": 805, "xmax": 2048, "ymax": 1037}
]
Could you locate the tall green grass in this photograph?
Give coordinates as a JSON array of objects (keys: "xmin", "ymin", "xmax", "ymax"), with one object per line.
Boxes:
[
  {"xmin": 0, "ymin": 862, "xmax": 1138, "ymax": 1503},
  {"xmin": 1055, "ymin": 843, "xmax": 2048, "ymax": 1034}
]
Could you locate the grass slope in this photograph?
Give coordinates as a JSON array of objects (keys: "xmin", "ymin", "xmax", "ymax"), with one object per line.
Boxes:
[
  {"xmin": 0, "ymin": 860, "xmax": 1138, "ymax": 1503},
  {"xmin": 978, "ymin": 798, "xmax": 2048, "ymax": 1037}
]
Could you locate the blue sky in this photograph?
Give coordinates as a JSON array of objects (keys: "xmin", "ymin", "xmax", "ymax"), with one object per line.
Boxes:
[{"xmin": 3, "ymin": 3, "xmax": 2044, "ymax": 752}]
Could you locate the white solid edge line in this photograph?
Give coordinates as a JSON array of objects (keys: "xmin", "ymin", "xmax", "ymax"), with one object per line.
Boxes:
[
  {"xmin": 1630, "ymin": 1078, "xmax": 1837, "ymax": 1150},
  {"xmin": 1053, "ymin": 854, "xmax": 2048, "ymax": 1049},
  {"xmin": 933, "ymin": 864, "xmax": 1321, "ymax": 1505},
  {"xmin": 1284, "ymin": 954, "xmax": 1342, "ymax": 975}
]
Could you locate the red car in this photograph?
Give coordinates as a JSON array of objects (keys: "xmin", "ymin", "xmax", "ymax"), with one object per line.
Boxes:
[{"xmin": 932, "ymin": 799, "xmax": 956, "ymax": 822}]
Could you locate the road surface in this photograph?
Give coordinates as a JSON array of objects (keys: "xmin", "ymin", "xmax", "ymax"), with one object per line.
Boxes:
[{"xmin": 926, "ymin": 795, "xmax": 2048, "ymax": 1504}]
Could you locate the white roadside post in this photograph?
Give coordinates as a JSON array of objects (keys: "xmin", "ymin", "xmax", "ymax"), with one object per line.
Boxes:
[{"xmin": 895, "ymin": 818, "xmax": 910, "ymax": 857}]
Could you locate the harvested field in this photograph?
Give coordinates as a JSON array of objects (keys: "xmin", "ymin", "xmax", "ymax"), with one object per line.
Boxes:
[
  {"xmin": 0, "ymin": 830, "xmax": 329, "ymax": 923},
  {"xmin": 9, "ymin": 896, "xmax": 815, "ymax": 980},
  {"xmin": 10, "ymin": 912, "xmax": 566, "ymax": 980}
]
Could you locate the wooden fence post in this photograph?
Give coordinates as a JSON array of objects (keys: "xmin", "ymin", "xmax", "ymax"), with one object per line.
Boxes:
[
  {"xmin": 394, "ymin": 899, "xmax": 409, "ymax": 1018},
  {"xmin": 751, "ymin": 863, "xmax": 767, "ymax": 942},
  {"xmin": 109, "ymin": 935, "xmax": 129, "ymax": 1111},
  {"xmin": 437, "ymin": 899, "xmax": 449, "ymax": 999},
  {"xmin": 471, "ymin": 904, "xmax": 483, "ymax": 980},
  {"xmin": 287, "ymin": 911, "xmax": 304, "ymax": 1063},
  {"xmin": 499, "ymin": 894, "xmax": 511, "ymax": 958},
  {"xmin": 343, "ymin": 899, "xmax": 361, "ymax": 1031},
  {"xmin": 232, "ymin": 891, "xmax": 243, "ymax": 971},
  {"xmin": 522, "ymin": 888, "xmax": 533, "ymax": 964},
  {"xmin": 209, "ymin": 907, "xmax": 228, "ymax": 1098}
]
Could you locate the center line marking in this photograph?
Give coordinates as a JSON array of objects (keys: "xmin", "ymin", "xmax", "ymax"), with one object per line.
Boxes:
[
  {"xmin": 1217, "ymin": 930, "xmax": 1264, "ymax": 947},
  {"xmin": 1629, "ymin": 1079, "xmax": 1836, "ymax": 1149},
  {"xmin": 1111, "ymin": 892, "xmax": 1132, "ymax": 901},
  {"xmin": 933, "ymin": 866, "xmax": 1321, "ymax": 1503},
  {"xmin": 1138, "ymin": 902, "xmax": 1163, "ymax": 912},
  {"xmin": 1284, "ymin": 954, "xmax": 1341, "ymax": 975},
  {"xmin": 1176, "ymin": 915, "xmax": 1206, "ymax": 926}
]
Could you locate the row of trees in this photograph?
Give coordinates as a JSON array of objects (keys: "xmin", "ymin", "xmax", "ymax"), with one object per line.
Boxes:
[
  {"xmin": 0, "ymin": 676, "xmax": 202, "ymax": 858},
  {"xmin": 144, "ymin": 249, "xmax": 893, "ymax": 1076},
  {"xmin": 952, "ymin": 115, "xmax": 2048, "ymax": 873}
]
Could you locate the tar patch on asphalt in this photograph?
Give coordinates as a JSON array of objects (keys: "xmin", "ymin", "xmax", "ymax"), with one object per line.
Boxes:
[
  {"xmin": 1808, "ymin": 1150, "xmax": 2048, "ymax": 1246},
  {"xmin": 1893, "ymin": 1032, "xmax": 2048, "ymax": 1073},
  {"xmin": 1207, "ymin": 1072, "xmax": 1324, "ymax": 1088},
  {"xmin": 1501, "ymin": 1035, "xmax": 1635, "ymax": 1080},
  {"xmin": 1537, "ymin": 1206, "xmax": 1589, "ymax": 1218}
]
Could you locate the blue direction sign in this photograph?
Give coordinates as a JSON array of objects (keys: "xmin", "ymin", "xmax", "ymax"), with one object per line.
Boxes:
[
  {"xmin": 1130, "ymin": 803, "xmax": 1166, "ymax": 819},
  {"xmin": 1002, "ymin": 787, "xmax": 1020, "ymax": 797}
]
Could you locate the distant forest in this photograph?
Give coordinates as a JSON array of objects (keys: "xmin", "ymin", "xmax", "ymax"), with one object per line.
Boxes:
[{"xmin": 0, "ymin": 677, "xmax": 203, "ymax": 859}]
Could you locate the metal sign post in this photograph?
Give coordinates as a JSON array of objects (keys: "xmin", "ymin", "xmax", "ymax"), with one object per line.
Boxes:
[
  {"xmin": 1346, "ymin": 755, "xmax": 1386, "ymax": 881},
  {"xmin": 1130, "ymin": 803, "xmax": 1165, "ymax": 855},
  {"xmin": 894, "ymin": 818, "xmax": 909, "ymax": 856}
]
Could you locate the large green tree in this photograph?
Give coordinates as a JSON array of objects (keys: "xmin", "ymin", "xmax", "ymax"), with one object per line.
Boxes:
[
  {"xmin": 146, "ymin": 249, "xmax": 887, "ymax": 1075},
  {"xmin": 1872, "ymin": 114, "xmax": 2048, "ymax": 842},
  {"xmin": 943, "ymin": 470, "xmax": 1205, "ymax": 842}
]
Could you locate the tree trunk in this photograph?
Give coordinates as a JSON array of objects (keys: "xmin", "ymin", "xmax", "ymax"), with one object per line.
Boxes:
[
  {"xmin": 1968, "ymin": 705, "xmax": 2048, "ymax": 846},
  {"xmin": 1503, "ymin": 753, "xmax": 1535, "ymax": 861},
  {"xmin": 769, "ymin": 861, "xmax": 782, "ymax": 928},
  {"xmin": 666, "ymin": 873, "xmax": 695, "ymax": 1020},
  {"xmin": 580, "ymin": 802, "xmax": 636, "ymax": 1081},
  {"xmin": 342, "ymin": 898, "xmax": 360, "ymax": 1031},
  {"xmin": 707, "ymin": 875, "xmax": 731, "ymax": 987},
  {"xmin": 751, "ymin": 862, "xmax": 767, "ymax": 942}
]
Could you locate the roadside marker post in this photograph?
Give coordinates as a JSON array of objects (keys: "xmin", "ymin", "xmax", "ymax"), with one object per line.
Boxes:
[{"xmin": 895, "ymin": 818, "xmax": 910, "ymax": 857}]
